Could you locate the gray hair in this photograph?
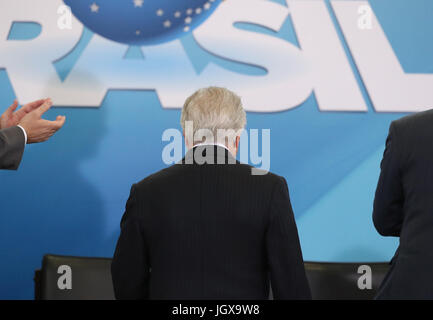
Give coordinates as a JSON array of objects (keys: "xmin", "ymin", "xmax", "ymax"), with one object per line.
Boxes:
[{"xmin": 180, "ymin": 87, "xmax": 246, "ymax": 145}]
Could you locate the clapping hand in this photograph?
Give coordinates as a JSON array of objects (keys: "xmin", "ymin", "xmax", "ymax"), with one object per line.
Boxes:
[
  {"xmin": 0, "ymin": 99, "xmax": 45, "ymax": 130},
  {"xmin": 18, "ymin": 99, "xmax": 66, "ymax": 143},
  {"xmin": 1, "ymin": 98, "xmax": 66, "ymax": 144}
]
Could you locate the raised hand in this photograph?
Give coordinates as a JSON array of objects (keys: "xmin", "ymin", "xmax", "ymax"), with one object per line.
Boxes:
[
  {"xmin": 0, "ymin": 98, "xmax": 46, "ymax": 130},
  {"xmin": 18, "ymin": 99, "xmax": 66, "ymax": 144}
]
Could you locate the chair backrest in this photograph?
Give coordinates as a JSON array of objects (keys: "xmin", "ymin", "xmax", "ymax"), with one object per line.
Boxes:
[
  {"xmin": 34, "ymin": 255, "xmax": 390, "ymax": 300},
  {"xmin": 35, "ymin": 254, "xmax": 115, "ymax": 300},
  {"xmin": 304, "ymin": 261, "xmax": 390, "ymax": 300}
]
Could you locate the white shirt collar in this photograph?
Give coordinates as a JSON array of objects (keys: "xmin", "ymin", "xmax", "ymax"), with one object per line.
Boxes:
[{"xmin": 192, "ymin": 142, "xmax": 230, "ymax": 151}]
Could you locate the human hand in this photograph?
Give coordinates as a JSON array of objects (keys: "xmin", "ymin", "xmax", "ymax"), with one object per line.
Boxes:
[
  {"xmin": 0, "ymin": 98, "xmax": 46, "ymax": 130},
  {"xmin": 18, "ymin": 99, "xmax": 66, "ymax": 144}
]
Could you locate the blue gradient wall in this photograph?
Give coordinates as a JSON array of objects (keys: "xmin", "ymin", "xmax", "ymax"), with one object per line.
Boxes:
[{"xmin": 0, "ymin": 0, "xmax": 432, "ymax": 299}]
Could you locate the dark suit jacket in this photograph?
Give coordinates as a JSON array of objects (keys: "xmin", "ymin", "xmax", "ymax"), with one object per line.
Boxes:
[
  {"xmin": 374, "ymin": 110, "xmax": 433, "ymax": 299},
  {"xmin": 0, "ymin": 126, "xmax": 25, "ymax": 170},
  {"xmin": 112, "ymin": 145, "xmax": 311, "ymax": 300}
]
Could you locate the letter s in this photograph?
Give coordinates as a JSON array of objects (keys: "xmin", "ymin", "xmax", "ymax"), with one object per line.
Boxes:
[{"xmin": 193, "ymin": 0, "xmax": 312, "ymax": 112}]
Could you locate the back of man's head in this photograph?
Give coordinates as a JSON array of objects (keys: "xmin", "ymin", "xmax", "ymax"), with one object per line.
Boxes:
[{"xmin": 180, "ymin": 87, "xmax": 246, "ymax": 152}]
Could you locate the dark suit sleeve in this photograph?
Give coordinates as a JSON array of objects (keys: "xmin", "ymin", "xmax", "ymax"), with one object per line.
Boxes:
[
  {"xmin": 111, "ymin": 184, "xmax": 150, "ymax": 299},
  {"xmin": 266, "ymin": 177, "xmax": 311, "ymax": 300},
  {"xmin": 373, "ymin": 121, "xmax": 404, "ymax": 237},
  {"xmin": 0, "ymin": 126, "xmax": 25, "ymax": 170}
]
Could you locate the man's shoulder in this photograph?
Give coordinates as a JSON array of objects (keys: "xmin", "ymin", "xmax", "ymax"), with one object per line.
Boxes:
[
  {"xmin": 218, "ymin": 162, "xmax": 287, "ymax": 193},
  {"xmin": 392, "ymin": 109, "xmax": 433, "ymax": 132},
  {"xmin": 389, "ymin": 109, "xmax": 433, "ymax": 157},
  {"xmin": 134, "ymin": 164, "xmax": 179, "ymax": 189},
  {"xmin": 236, "ymin": 162, "xmax": 284, "ymax": 182},
  {"xmin": 134, "ymin": 162, "xmax": 285, "ymax": 190}
]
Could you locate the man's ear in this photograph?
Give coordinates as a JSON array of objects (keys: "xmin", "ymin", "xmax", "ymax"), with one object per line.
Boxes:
[
  {"xmin": 235, "ymin": 135, "xmax": 240, "ymax": 149},
  {"xmin": 183, "ymin": 131, "xmax": 190, "ymax": 150}
]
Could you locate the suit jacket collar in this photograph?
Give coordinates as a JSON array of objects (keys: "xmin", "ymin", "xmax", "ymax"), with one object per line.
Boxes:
[{"xmin": 181, "ymin": 145, "xmax": 237, "ymax": 165}]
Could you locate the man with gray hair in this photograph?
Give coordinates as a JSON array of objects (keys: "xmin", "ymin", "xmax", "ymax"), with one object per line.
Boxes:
[
  {"xmin": 180, "ymin": 86, "xmax": 246, "ymax": 160},
  {"xmin": 112, "ymin": 87, "xmax": 311, "ymax": 300}
]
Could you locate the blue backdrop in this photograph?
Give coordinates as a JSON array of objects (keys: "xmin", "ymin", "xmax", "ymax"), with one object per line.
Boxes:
[{"xmin": 1, "ymin": 0, "xmax": 432, "ymax": 299}]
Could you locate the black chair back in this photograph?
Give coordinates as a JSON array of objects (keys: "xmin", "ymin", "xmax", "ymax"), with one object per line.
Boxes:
[
  {"xmin": 34, "ymin": 254, "xmax": 115, "ymax": 300},
  {"xmin": 304, "ymin": 261, "xmax": 390, "ymax": 300},
  {"xmin": 34, "ymin": 255, "xmax": 390, "ymax": 300}
]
